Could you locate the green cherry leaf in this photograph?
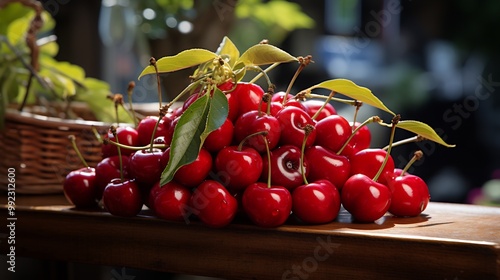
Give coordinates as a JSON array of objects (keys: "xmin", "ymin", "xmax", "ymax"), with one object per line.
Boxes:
[
  {"xmin": 138, "ymin": 48, "xmax": 218, "ymax": 79},
  {"xmin": 201, "ymin": 88, "xmax": 229, "ymax": 140},
  {"xmin": 236, "ymin": 44, "xmax": 297, "ymax": 66},
  {"xmin": 307, "ymin": 79, "xmax": 395, "ymax": 115},
  {"xmin": 216, "ymin": 36, "xmax": 240, "ymax": 68},
  {"xmin": 160, "ymin": 93, "xmax": 211, "ymax": 185},
  {"xmin": 396, "ymin": 120, "xmax": 455, "ymax": 148}
]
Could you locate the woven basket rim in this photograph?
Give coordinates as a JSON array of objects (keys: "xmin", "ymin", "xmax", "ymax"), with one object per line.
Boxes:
[{"xmin": 5, "ymin": 108, "xmax": 130, "ymax": 129}]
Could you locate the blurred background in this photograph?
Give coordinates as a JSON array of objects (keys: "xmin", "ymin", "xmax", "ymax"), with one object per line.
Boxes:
[{"xmin": 48, "ymin": 0, "xmax": 500, "ymax": 206}]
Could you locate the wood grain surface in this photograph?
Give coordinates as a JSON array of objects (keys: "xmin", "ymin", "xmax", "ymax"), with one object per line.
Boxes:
[{"xmin": 1, "ymin": 195, "xmax": 499, "ymax": 279}]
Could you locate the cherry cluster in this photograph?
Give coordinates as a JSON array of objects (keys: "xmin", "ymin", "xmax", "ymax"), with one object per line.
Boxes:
[{"xmin": 63, "ymin": 80, "xmax": 430, "ymax": 228}]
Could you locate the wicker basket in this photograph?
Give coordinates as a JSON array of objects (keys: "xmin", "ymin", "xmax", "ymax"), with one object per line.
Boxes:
[{"xmin": 0, "ymin": 108, "xmax": 116, "ymax": 194}]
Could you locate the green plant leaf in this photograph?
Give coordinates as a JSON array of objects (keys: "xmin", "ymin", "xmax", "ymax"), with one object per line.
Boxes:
[
  {"xmin": 307, "ymin": 79, "xmax": 395, "ymax": 115},
  {"xmin": 160, "ymin": 93, "xmax": 210, "ymax": 185},
  {"xmin": 6, "ymin": 12, "xmax": 32, "ymax": 46},
  {"xmin": 216, "ymin": 36, "xmax": 240, "ymax": 68},
  {"xmin": 75, "ymin": 78, "xmax": 134, "ymax": 124},
  {"xmin": 138, "ymin": 48, "xmax": 218, "ymax": 79},
  {"xmin": 201, "ymin": 88, "xmax": 229, "ymax": 140},
  {"xmin": 40, "ymin": 40, "xmax": 59, "ymax": 57},
  {"xmin": 41, "ymin": 57, "xmax": 86, "ymax": 84},
  {"xmin": 396, "ymin": 120, "xmax": 455, "ymax": 148},
  {"xmin": 0, "ymin": 2, "xmax": 31, "ymax": 35},
  {"xmin": 42, "ymin": 70, "xmax": 76, "ymax": 98},
  {"xmin": 236, "ymin": 43, "xmax": 297, "ymax": 66}
]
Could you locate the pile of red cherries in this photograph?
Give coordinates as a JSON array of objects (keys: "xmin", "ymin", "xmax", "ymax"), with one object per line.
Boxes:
[{"xmin": 63, "ymin": 81, "xmax": 430, "ymax": 228}]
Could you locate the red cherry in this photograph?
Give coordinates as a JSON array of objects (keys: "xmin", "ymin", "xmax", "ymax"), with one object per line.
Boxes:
[
  {"xmin": 348, "ymin": 122, "xmax": 371, "ymax": 151},
  {"xmin": 161, "ymin": 148, "xmax": 213, "ymax": 188},
  {"xmin": 231, "ymin": 82, "xmax": 265, "ymax": 118},
  {"xmin": 203, "ymin": 118, "xmax": 234, "ymax": 153},
  {"xmin": 181, "ymin": 93, "xmax": 200, "ymax": 113},
  {"xmin": 387, "ymin": 174, "xmax": 430, "ymax": 217},
  {"xmin": 63, "ymin": 167, "xmax": 98, "ymax": 208},
  {"xmin": 136, "ymin": 116, "xmax": 168, "ymax": 146},
  {"xmin": 101, "ymin": 126, "xmax": 139, "ymax": 158},
  {"xmin": 214, "ymin": 145, "xmax": 263, "ymax": 191},
  {"xmin": 102, "ymin": 178, "xmax": 143, "ymax": 217},
  {"xmin": 341, "ymin": 174, "xmax": 392, "ymax": 223},
  {"xmin": 94, "ymin": 155, "xmax": 131, "ymax": 199},
  {"xmin": 189, "ymin": 180, "xmax": 238, "ymax": 228},
  {"xmin": 314, "ymin": 115, "xmax": 352, "ymax": 153},
  {"xmin": 129, "ymin": 148, "xmax": 163, "ymax": 187},
  {"xmin": 302, "ymin": 99, "xmax": 337, "ymax": 121},
  {"xmin": 292, "ymin": 180, "xmax": 341, "ymax": 224},
  {"xmin": 276, "ymin": 106, "xmax": 316, "ymax": 148},
  {"xmin": 233, "ymin": 110, "xmax": 281, "ymax": 153},
  {"xmin": 154, "ymin": 181, "xmax": 192, "ymax": 222},
  {"xmin": 271, "ymin": 91, "xmax": 292, "ymax": 103},
  {"xmin": 349, "ymin": 148, "xmax": 395, "ymax": 186},
  {"xmin": 261, "ymin": 145, "xmax": 309, "ymax": 190},
  {"xmin": 305, "ymin": 146, "xmax": 350, "ymax": 191},
  {"xmin": 242, "ymin": 182, "xmax": 292, "ymax": 227}
]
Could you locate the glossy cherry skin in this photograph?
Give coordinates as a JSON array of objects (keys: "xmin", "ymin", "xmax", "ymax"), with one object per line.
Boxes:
[
  {"xmin": 349, "ymin": 148, "xmax": 395, "ymax": 186},
  {"xmin": 233, "ymin": 110, "xmax": 281, "ymax": 153},
  {"xmin": 276, "ymin": 106, "xmax": 316, "ymax": 148},
  {"xmin": 261, "ymin": 145, "xmax": 309, "ymax": 190},
  {"xmin": 349, "ymin": 122, "xmax": 371, "ymax": 151},
  {"xmin": 154, "ymin": 181, "xmax": 192, "ymax": 222},
  {"xmin": 128, "ymin": 148, "xmax": 163, "ymax": 187},
  {"xmin": 214, "ymin": 145, "xmax": 263, "ymax": 191},
  {"xmin": 101, "ymin": 126, "xmax": 139, "ymax": 158},
  {"xmin": 305, "ymin": 146, "xmax": 350, "ymax": 191},
  {"xmin": 136, "ymin": 116, "xmax": 168, "ymax": 146},
  {"xmin": 63, "ymin": 167, "xmax": 98, "ymax": 208},
  {"xmin": 271, "ymin": 91, "xmax": 293, "ymax": 103},
  {"xmin": 315, "ymin": 115, "xmax": 352, "ymax": 153},
  {"xmin": 341, "ymin": 174, "xmax": 392, "ymax": 223},
  {"xmin": 232, "ymin": 82, "xmax": 265, "ymax": 119},
  {"xmin": 242, "ymin": 182, "xmax": 292, "ymax": 228},
  {"xmin": 292, "ymin": 180, "xmax": 341, "ymax": 224},
  {"xmin": 189, "ymin": 180, "xmax": 238, "ymax": 228},
  {"xmin": 94, "ymin": 155, "xmax": 131, "ymax": 199},
  {"xmin": 161, "ymin": 148, "xmax": 213, "ymax": 188},
  {"xmin": 387, "ymin": 174, "xmax": 430, "ymax": 217},
  {"xmin": 203, "ymin": 118, "xmax": 234, "ymax": 153},
  {"xmin": 102, "ymin": 178, "xmax": 143, "ymax": 217},
  {"xmin": 302, "ymin": 99, "xmax": 337, "ymax": 121}
]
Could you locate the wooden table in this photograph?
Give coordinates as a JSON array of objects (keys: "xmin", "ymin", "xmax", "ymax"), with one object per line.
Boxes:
[{"xmin": 1, "ymin": 194, "xmax": 499, "ymax": 280}]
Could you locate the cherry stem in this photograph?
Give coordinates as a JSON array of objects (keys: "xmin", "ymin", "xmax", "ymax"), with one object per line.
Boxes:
[
  {"xmin": 283, "ymin": 55, "xmax": 312, "ymax": 106},
  {"xmin": 373, "ymin": 114, "xmax": 400, "ymax": 182},
  {"xmin": 300, "ymin": 124, "xmax": 314, "ymax": 185},
  {"xmin": 400, "ymin": 150, "xmax": 423, "ymax": 176},
  {"xmin": 249, "ymin": 62, "xmax": 280, "ymax": 84},
  {"xmin": 351, "ymin": 101, "xmax": 363, "ymax": 127},
  {"xmin": 110, "ymin": 126, "xmax": 124, "ymax": 182},
  {"xmin": 166, "ymin": 78, "xmax": 202, "ymax": 108},
  {"xmin": 245, "ymin": 65, "xmax": 273, "ymax": 90},
  {"xmin": 262, "ymin": 134, "xmax": 272, "ymax": 188},
  {"xmin": 127, "ymin": 81, "xmax": 137, "ymax": 127},
  {"xmin": 382, "ymin": 135, "xmax": 425, "ymax": 151},
  {"xmin": 68, "ymin": 135, "xmax": 89, "ymax": 168},
  {"xmin": 91, "ymin": 126, "xmax": 103, "ymax": 144},
  {"xmin": 305, "ymin": 93, "xmax": 358, "ymax": 106},
  {"xmin": 311, "ymin": 91, "xmax": 335, "ymax": 121},
  {"xmin": 337, "ymin": 116, "xmax": 381, "ymax": 155},
  {"xmin": 237, "ymin": 131, "xmax": 268, "ymax": 151},
  {"xmin": 150, "ymin": 57, "xmax": 162, "ymax": 110},
  {"xmin": 105, "ymin": 138, "xmax": 168, "ymax": 151}
]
